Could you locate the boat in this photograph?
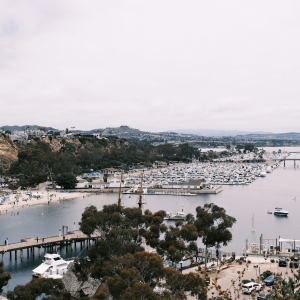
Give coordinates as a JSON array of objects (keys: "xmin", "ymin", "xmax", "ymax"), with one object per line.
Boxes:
[
  {"xmin": 164, "ymin": 190, "xmax": 187, "ymax": 221},
  {"xmin": 32, "ymin": 253, "xmax": 73, "ymax": 279},
  {"xmin": 164, "ymin": 211, "xmax": 186, "ymax": 220},
  {"xmin": 260, "ymin": 171, "xmax": 266, "ymax": 177},
  {"xmin": 266, "ymin": 166, "xmax": 272, "ymax": 173},
  {"xmin": 267, "ymin": 210, "xmax": 272, "ymax": 214},
  {"xmin": 273, "ymin": 208, "xmax": 289, "ymax": 216}
]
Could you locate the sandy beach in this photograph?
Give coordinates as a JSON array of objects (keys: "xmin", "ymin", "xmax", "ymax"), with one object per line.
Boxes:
[{"xmin": 0, "ymin": 182, "xmax": 91, "ymax": 211}]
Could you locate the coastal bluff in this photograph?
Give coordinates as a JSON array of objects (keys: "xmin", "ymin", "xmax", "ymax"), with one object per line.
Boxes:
[{"xmin": 0, "ymin": 133, "xmax": 18, "ymax": 170}]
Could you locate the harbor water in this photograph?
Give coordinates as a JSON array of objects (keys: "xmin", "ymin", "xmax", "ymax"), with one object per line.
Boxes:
[{"xmin": 1, "ymin": 150, "xmax": 300, "ymax": 292}]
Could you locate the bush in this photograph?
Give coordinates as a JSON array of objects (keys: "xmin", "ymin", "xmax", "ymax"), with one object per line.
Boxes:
[
  {"xmin": 242, "ymin": 280, "xmax": 250, "ymax": 284},
  {"xmin": 262, "ymin": 270, "xmax": 272, "ymax": 279},
  {"xmin": 271, "ymin": 259, "xmax": 275, "ymax": 263}
]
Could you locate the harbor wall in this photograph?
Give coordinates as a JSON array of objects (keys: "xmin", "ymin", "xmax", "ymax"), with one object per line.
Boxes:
[{"xmin": 54, "ymin": 186, "xmax": 223, "ymax": 194}]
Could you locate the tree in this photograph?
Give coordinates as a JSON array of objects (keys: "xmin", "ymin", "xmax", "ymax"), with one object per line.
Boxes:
[
  {"xmin": 77, "ymin": 204, "xmax": 208, "ymax": 299},
  {"xmin": 28, "ymin": 172, "xmax": 47, "ymax": 186},
  {"xmin": 8, "ymin": 183, "xmax": 19, "ymax": 191},
  {"xmin": 55, "ymin": 173, "xmax": 78, "ymax": 189},
  {"xmin": 0, "ymin": 261, "xmax": 11, "ymax": 293},
  {"xmin": 7, "ymin": 277, "xmax": 70, "ymax": 300},
  {"xmin": 5, "ymin": 130, "xmax": 11, "ymax": 135},
  {"xmin": 194, "ymin": 203, "xmax": 236, "ymax": 269}
]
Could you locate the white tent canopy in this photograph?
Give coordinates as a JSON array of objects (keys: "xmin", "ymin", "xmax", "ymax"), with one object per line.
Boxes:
[{"xmin": 279, "ymin": 239, "xmax": 300, "ymax": 242}]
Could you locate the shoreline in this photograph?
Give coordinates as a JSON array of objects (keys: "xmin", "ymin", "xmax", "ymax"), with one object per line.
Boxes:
[{"xmin": 0, "ymin": 190, "xmax": 91, "ymax": 211}]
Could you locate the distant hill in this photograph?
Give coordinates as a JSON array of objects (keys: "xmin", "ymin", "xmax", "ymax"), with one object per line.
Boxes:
[
  {"xmin": 239, "ymin": 132, "xmax": 300, "ymax": 140},
  {"xmin": 168, "ymin": 129, "xmax": 273, "ymax": 137},
  {"xmin": 0, "ymin": 125, "xmax": 58, "ymax": 132},
  {"xmin": 90, "ymin": 125, "xmax": 145, "ymax": 135}
]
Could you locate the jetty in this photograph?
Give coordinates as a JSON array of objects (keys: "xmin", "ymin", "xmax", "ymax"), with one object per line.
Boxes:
[{"xmin": 0, "ymin": 229, "xmax": 98, "ymax": 262}]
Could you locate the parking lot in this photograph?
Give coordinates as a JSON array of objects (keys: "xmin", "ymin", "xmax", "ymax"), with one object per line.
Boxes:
[{"xmin": 185, "ymin": 256, "xmax": 298, "ymax": 299}]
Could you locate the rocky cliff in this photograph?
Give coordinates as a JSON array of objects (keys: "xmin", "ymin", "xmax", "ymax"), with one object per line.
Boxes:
[{"xmin": 0, "ymin": 133, "xmax": 18, "ymax": 170}]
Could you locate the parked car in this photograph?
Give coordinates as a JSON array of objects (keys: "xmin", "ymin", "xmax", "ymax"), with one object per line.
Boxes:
[
  {"xmin": 263, "ymin": 275, "xmax": 279, "ymax": 286},
  {"xmin": 279, "ymin": 257, "xmax": 287, "ymax": 267},
  {"xmin": 242, "ymin": 282, "xmax": 262, "ymax": 294},
  {"xmin": 202, "ymin": 276, "xmax": 210, "ymax": 286},
  {"xmin": 257, "ymin": 292, "xmax": 271, "ymax": 299},
  {"xmin": 290, "ymin": 257, "xmax": 299, "ymax": 268}
]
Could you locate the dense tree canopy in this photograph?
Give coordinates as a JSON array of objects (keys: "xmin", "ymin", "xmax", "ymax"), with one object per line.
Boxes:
[
  {"xmin": 7, "ymin": 278, "xmax": 70, "ymax": 300},
  {"xmin": 76, "ymin": 203, "xmax": 236, "ymax": 299},
  {"xmin": 8, "ymin": 138, "xmax": 205, "ymax": 182}
]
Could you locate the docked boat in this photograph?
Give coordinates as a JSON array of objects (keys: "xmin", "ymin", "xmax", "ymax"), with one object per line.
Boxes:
[
  {"xmin": 273, "ymin": 208, "xmax": 289, "ymax": 216},
  {"xmin": 32, "ymin": 253, "xmax": 73, "ymax": 279},
  {"xmin": 164, "ymin": 211, "xmax": 186, "ymax": 220},
  {"xmin": 164, "ymin": 190, "xmax": 187, "ymax": 221}
]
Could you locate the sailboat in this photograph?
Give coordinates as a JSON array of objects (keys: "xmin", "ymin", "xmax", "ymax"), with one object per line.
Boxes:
[
  {"xmin": 136, "ymin": 164, "xmax": 147, "ymax": 209},
  {"xmin": 164, "ymin": 189, "xmax": 186, "ymax": 221}
]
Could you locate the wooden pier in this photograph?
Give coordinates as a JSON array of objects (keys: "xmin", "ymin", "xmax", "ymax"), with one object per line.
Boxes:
[{"xmin": 0, "ymin": 230, "xmax": 98, "ymax": 262}]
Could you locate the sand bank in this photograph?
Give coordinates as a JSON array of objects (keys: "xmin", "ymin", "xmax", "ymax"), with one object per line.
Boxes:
[{"xmin": 0, "ymin": 190, "xmax": 91, "ymax": 211}]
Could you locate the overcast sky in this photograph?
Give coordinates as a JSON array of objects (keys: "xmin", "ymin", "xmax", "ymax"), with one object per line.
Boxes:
[{"xmin": 0, "ymin": 1, "xmax": 299, "ymax": 132}]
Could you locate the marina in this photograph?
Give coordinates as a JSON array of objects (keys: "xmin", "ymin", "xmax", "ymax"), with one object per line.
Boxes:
[{"xmin": 0, "ymin": 149, "xmax": 300, "ymax": 292}]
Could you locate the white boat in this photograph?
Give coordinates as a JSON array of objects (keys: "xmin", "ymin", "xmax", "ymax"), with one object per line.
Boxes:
[
  {"xmin": 164, "ymin": 190, "xmax": 186, "ymax": 221},
  {"xmin": 164, "ymin": 211, "xmax": 186, "ymax": 220},
  {"xmin": 273, "ymin": 207, "xmax": 289, "ymax": 216},
  {"xmin": 260, "ymin": 171, "xmax": 266, "ymax": 177},
  {"xmin": 32, "ymin": 253, "xmax": 73, "ymax": 279}
]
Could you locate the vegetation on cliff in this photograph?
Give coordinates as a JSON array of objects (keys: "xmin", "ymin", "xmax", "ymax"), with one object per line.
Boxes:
[{"xmin": 7, "ymin": 135, "xmax": 202, "ymax": 186}]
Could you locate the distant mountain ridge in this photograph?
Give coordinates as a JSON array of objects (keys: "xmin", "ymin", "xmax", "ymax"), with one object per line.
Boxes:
[
  {"xmin": 1, "ymin": 125, "xmax": 300, "ymax": 140},
  {"xmin": 240, "ymin": 132, "xmax": 300, "ymax": 140},
  {"xmin": 169, "ymin": 129, "xmax": 273, "ymax": 137},
  {"xmin": 0, "ymin": 125, "xmax": 58, "ymax": 132}
]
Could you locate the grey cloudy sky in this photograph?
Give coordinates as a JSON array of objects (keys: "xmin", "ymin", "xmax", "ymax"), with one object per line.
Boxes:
[{"xmin": 0, "ymin": 0, "xmax": 299, "ymax": 132}]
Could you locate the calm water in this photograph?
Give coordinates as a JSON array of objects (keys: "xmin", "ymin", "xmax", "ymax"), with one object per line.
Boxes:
[{"xmin": 1, "ymin": 151, "xmax": 300, "ymax": 292}]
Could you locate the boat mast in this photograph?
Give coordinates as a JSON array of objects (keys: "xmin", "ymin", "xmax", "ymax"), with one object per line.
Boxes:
[
  {"xmin": 137, "ymin": 163, "xmax": 145, "ymax": 210},
  {"xmin": 252, "ymin": 213, "xmax": 256, "ymax": 246},
  {"xmin": 117, "ymin": 168, "xmax": 123, "ymax": 207},
  {"xmin": 177, "ymin": 188, "xmax": 179, "ymax": 213}
]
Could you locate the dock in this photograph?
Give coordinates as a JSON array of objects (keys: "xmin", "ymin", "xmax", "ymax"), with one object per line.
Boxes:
[{"xmin": 0, "ymin": 230, "xmax": 98, "ymax": 262}]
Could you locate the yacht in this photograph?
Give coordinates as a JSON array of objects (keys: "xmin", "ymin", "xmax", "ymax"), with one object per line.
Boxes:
[
  {"xmin": 273, "ymin": 208, "xmax": 289, "ymax": 216},
  {"xmin": 164, "ymin": 190, "xmax": 187, "ymax": 221},
  {"xmin": 32, "ymin": 253, "xmax": 73, "ymax": 279},
  {"xmin": 164, "ymin": 211, "xmax": 186, "ymax": 220}
]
